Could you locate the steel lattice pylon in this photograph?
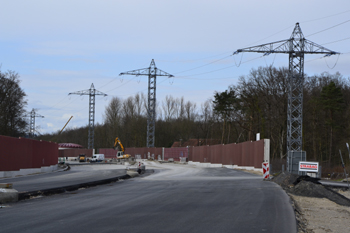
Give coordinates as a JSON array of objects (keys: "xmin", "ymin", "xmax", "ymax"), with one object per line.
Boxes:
[
  {"xmin": 234, "ymin": 23, "xmax": 339, "ymax": 152},
  {"xmin": 69, "ymin": 83, "xmax": 107, "ymax": 149},
  {"xmin": 120, "ymin": 59, "xmax": 174, "ymax": 147},
  {"xmin": 24, "ymin": 108, "xmax": 44, "ymax": 138}
]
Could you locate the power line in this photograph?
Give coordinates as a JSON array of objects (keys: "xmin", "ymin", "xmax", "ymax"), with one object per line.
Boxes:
[
  {"xmin": 103, "ymin": 76, "xmax": 137, "ymax": 93},
  {"xmin": 301, "ymin": 9, "xmax": 350, "ymax": 24},
  {"xmin": 306, "ymin": 19, "xmax": 350, "ymax": 37},
  {"xmin": 321, "ymin": 37, "xmax": 350, "ymax": 46},
  {"xmin": 156, "ymin": 51, "xmax": 232, "ymax": 63},
  {"xmin": 172, "ymin": 55, "xmax": 232, "ymax": 75},
  {"xmin": 174, "ymin": 55, "xmax": 263, "ymax": 78}
]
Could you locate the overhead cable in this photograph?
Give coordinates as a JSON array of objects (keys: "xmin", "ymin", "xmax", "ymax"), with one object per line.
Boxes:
[
  {"xmin": 306, "ymin": 19, "xmax": 350, "ymax": 37},
  {"xmin": 173, "ymin": 55, "xmax": 232, "ymax": 75},
  {"xmin": 301, "ymin": 9, "xmax": 350, "ymax": 24}
]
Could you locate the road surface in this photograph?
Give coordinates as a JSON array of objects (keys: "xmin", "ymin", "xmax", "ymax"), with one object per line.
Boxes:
[
  {"xmin": 0, "ymin": 162, "xmax": 296, "ymax": 233},
  {"xmin": 0, "ymin": 164, "xmax": 127, "ymax": 192}
]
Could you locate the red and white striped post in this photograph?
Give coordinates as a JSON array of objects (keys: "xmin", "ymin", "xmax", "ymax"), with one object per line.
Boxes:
[{"xmin": 262, "ymin": 162, "xmax": 269, "ymax": 179}]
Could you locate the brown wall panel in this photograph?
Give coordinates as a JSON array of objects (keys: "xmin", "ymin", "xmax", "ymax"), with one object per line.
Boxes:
[
  {"xmin": 164, "ymin": 147, "xmax": 188, "ymax": 161},
  {"xmin": 0, "ymin": 136, "xmax": 58, "ymax": 171},
  {"xmin": 189, "ymin": 140, "xmax": 265, "ymax": 168},
  {"xmin": 253, "ymin": 140, "xmax": 264, "ymax": 168}
]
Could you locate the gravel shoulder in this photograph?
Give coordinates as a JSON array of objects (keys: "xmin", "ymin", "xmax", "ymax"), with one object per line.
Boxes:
[
  {"xmin": 272, "ymin": 172, "xmax": 350, "ymax": 233},
  {"xmin": 291, "ymin": 193, "xmax": 350, "ymax": 233}
]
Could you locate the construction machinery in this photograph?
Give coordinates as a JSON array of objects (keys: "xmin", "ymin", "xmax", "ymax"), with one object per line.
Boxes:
[
  {"xmin": 114, "ymin": 137, "xmax": 131, "ymax": 159},
  {"xmin": 79, "ymin": 154, "xmax": 86, "ymax": 162}
]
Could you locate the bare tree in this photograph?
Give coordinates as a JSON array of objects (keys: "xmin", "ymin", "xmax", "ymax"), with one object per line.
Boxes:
[
  {"xmin": 134, "ymin": 92, "xmax": 146, "ymax": 117},
  {"xmin": 185, "ymin": 100, "xmax": 197, "ymax": 121},
  {"xmin": 103, "ymin": 96, "xmax": 122, "ymax": 126},
  {"xmin": 162, "ymin": 95, "xmax": 176, "ymax": 121}
]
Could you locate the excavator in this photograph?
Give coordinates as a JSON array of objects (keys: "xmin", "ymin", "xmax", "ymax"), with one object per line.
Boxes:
[{"xmin": 114, "ymin": 137, "xmax": 131, "ymax": 159}]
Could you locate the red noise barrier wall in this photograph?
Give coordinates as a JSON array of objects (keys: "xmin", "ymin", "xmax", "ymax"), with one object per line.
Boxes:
[
  {"xmin": 164, "ymin": 147, "xmax": 188, "ymax": 161},
  {"xmin": 125, "ymin": 147, "xmax": 163, "ymax": 159},
  {"xmin": 0, "ymin": 136, "xmax": 58, "ymax": 171},
  {"xmin": 97, "ymin": 147, "xmax": 188, "ymax": 161},
  {"xmin": 189, "ymin": 140, "xmax": 265, "ymax": 168}
]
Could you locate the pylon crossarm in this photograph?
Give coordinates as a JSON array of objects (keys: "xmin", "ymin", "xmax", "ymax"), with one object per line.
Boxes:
[
  {"xmin": 68, "ymin": 90, "xmax": 90, "ymax": 95},
  {"xmin": 303, "ymin": 39, "xmax": 339, "ymax": 54},
  {"xmin": 234, "ymin": 39, "xmax": 290, "ymax": 55},
  {"xmin": 235, "ymin": 39, "xmax": 339, "ymax": 55},
  {"xmin": 119, "ymin": 68, "xmax": 149, "ymax": 76},
  {"xmin": 120, "ymin": 68, "xmax": 173, "ymax": 77},
  {"xmin": 69, "ymin": 90, "xmax": 106, "ymax": 96}
]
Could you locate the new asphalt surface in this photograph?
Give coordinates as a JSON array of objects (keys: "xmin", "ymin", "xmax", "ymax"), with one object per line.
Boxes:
[{"xmin": 0, "ymin": 162, "xmax": 297, "ymax": 233}]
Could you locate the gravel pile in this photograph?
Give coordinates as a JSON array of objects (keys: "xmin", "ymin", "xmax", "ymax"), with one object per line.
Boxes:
[{"xmin": 273, "ymin": 172, "xmax": 350, "ymax": 207}]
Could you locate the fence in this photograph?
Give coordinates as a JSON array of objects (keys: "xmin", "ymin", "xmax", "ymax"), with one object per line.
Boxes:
[
  {"xmin": 189, "ymin": 140, "xmax": 268, "ymax": 168},
  {"xmin": 97, "ymin": 139, "xmax": 269, "ymax": 168},
  {"xmin": 0, "ymin": 135, "xmax": 58, "ymax": 171},
  {"xmin": 97, "ymin": 147, "xmax": 189, "ymax": 161}
]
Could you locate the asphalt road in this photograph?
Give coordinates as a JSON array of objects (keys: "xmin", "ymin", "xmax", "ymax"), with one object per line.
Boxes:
[
  {"xmin": 0, "ymin": 164, "xmax": 127, "ymax": 192},
  {"xmin": 0, "ymin": 162, "xmax": 297, "ymax": 233}
]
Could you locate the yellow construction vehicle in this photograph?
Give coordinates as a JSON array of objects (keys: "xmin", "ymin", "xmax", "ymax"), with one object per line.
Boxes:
[
  {"xmin": 79, "ymin": 154, "xmax": 86, "ymax": 162},
  {"xmin": 114, "ymin": 137, "xmax": 131, "ymax": 159}
]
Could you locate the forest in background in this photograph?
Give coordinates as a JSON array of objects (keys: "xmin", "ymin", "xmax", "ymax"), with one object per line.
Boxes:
[{"xmin": 21, "ymin": 66, "xmax": 350, "ymax": 167}]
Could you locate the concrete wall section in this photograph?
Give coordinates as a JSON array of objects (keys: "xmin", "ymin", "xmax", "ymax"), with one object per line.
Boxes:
[{"xmin": 0, "ymin": 136, "xmax": 58, "ymax": 171}]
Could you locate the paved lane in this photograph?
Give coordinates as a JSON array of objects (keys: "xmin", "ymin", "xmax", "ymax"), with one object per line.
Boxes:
[
  {"xmin": 0, "ymin": 162, "xmax": 296, "ymax": 233},
  {"xmin": 0, "ymin": 164, "xmax": 127, "ymax": 192}
]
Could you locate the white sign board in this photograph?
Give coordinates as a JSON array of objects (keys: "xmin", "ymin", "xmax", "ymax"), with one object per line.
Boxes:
[{"xmin": 299, "ymin": 161, "xmax": 319, "ymax": 173}]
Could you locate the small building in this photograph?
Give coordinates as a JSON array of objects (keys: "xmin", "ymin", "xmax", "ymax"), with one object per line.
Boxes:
[{"xmin": 58, "ymin": 143, "xmax": 92, "ymax": 160}]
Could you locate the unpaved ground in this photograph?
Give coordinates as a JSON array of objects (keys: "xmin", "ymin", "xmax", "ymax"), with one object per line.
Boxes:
[
  {"xmin": 235, "ymin": 168, "xmax": 263, "ymax": 176},
  {"xmin": 292, "ymin": 194, "xmax": 350, "ymax": 233},
  {"xmin": 273, "ymin": 172, "xmax": 350, "ymax": 233}
]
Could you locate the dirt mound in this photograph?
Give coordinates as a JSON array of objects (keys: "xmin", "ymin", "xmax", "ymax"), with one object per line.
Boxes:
[
  {"xmin": 273, "ymin": 172, "xmax": 350, "ymax": 207},
  {"xmin": 272, "ymin": 172, "xmax": 299, "ymax": 189},
  {"xmin": 293, "ymin": 175, "xmax": 321, "ymax": 185},
  {"xmin": 291, "ymin": 181, "xmax": 350, "ymax": 206}
]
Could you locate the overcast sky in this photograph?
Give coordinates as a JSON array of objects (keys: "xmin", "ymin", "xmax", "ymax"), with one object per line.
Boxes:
[{"xmin": 1, "ymin": 0, "xmax": 349, "ymax": 135}]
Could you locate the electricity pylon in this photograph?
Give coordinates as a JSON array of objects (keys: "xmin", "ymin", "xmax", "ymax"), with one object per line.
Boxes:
[
  {"xmin": 234, "ymin": 22, "xmax": 339, "ymax": 152},
  {"xmin": 120, "ymin": 59, "xmax": 174, "ymax": 147},
  {"xmin": 24, "ymin": 108, "xmax": 44, "ymax": 138},
  {"xmin": 69, "ymin": 83, "xmax": 107, "ymax": 149}
]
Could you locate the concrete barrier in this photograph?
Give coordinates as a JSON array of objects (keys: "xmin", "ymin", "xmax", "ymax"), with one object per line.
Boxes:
[
  {"xmin": 0, "ymin": 184, "xmax": 18, "ymax": 204},
  {"xmin": 190, "ymin": 161, "xmax": 262, "ymax": 172},
  {"xmin": 0, "ymin": 165, "xmax": 58, "ymax": 178}
]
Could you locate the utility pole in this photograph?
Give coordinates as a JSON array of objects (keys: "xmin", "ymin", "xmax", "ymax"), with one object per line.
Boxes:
[
  {"xmin": 69, "ymin": 83, "xmax": 107, "ymax": 149},
  {"xmin": 24, "ymin": 108, "xmax": 44, "ymax": 138},
  {"xmin": 120, "ymin": 59, "xmax": 174, "ymax": 147},
  {"xmin": 234, "ymin": 22, "xmax": 338, "ymax": 153}
]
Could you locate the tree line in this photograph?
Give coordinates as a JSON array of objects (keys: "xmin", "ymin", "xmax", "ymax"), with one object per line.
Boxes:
[{"xmin": 2, "ymin": 66, "xmax": 350, "ymax": 166}]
